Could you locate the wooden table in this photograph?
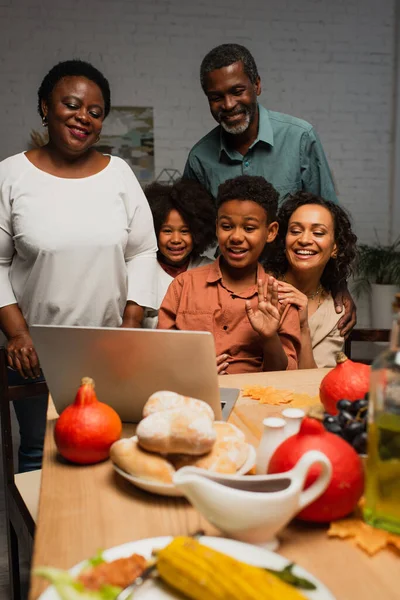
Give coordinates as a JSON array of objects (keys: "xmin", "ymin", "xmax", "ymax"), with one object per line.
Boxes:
[{"xmin": 29, "ymin": 369, "xmax": 399, "ymax": 600}]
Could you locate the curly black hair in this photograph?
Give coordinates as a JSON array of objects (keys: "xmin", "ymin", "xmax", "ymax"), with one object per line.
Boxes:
[
  {"xmin": 145, "ymin": 179, "xmax": 217, "ymax": 258},
  {"xmin": 264, "ymin": 191, "xmax": 357, "ymax": 293},
  {"xmin": 200, "ymin": 44, "xmax": 259, "ymax": 91},
  {"xmin": 216, "ymin": 175, "xmax": 278, "ymax": 223},
  {"xmin": 37, "ymin": 59, "xmax": 111, "ymax": 119}
]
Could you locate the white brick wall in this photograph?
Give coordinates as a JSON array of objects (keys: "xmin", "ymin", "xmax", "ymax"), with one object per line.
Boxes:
[{"xmin": 0, "ymin": 0, "xmax": 395, "ymax": 249}]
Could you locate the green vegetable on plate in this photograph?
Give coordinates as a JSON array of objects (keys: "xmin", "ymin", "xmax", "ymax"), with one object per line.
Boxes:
[
  {"xmin": 34, "ymin": 567, "xmax": 121, "ymax": 600},
  {"xmin": 265, "ymin": 564, "xmax": 317, "ymax": 590}
]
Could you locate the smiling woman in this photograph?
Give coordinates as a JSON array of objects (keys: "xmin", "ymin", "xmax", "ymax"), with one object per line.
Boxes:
[
  {"xmin": 264, "ymin": 192, "xmax": 357, "ymax": 369},
  {"xmin": 44, "ymin": 76, "xmax": 104, "ymax": 148},
  {"xmin": 0, "ymin": 59, "xmax": 157, "ymax": 472}
]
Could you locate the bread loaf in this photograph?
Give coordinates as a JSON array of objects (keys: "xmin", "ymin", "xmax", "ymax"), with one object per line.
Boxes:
[
  {"xmin": 143, "ymin": 391, "xmax": 214, "ymax": 421},
  {"xmin": 214, "ymin": 421, "xmax": 246, "ymax": 443},
  {"xmin": 137, "ymin": 408, "xmax": 216, "ymax": 455},
  {"xmin": 110, "ymin": 437, "xmax": 175, "ymax": 484},
  {"xmin": 171, "ymin": 421, "xmax": 249, "ymax": 474}
]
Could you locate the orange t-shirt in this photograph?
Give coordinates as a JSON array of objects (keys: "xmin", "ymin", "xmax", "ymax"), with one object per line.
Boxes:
[{"xmin": 157, "ymin": 258, "xmax": 301, "ymax": 374}]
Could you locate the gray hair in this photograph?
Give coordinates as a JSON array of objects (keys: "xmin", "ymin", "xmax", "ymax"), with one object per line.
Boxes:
[{"xmin": 200, "ymin": 44, "xmax": 259, "ymax": 91}]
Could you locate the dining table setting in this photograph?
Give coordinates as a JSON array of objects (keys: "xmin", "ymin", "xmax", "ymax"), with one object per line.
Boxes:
[{"xmin": 28, "ymin": 367, "xmax": 399, "ymax": 600}]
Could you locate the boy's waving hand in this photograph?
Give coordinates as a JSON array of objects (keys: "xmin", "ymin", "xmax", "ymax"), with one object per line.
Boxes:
[{"xmin": 245, "ymin": 276, "xmax": 284, "ymax": 338}]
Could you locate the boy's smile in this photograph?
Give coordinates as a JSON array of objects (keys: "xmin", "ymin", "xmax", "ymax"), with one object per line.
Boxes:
[{"xmin": 217, "ymin": 200, "xmax": 278, "ymax": 270}]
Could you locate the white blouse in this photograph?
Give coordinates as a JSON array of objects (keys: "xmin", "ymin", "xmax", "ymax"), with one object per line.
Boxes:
[{"xmin": 0, "ymin": 153, "xmax": 157, "ymax": 329}]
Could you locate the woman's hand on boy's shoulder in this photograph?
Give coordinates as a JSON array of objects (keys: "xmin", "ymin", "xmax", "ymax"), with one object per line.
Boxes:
[
  {"xmin": 277, "ymin": 280, "xmax": 308, "ymax": 329},
  {"xmin": 245, "ymin": 277, "xmax": 285, "ymax": 339}
]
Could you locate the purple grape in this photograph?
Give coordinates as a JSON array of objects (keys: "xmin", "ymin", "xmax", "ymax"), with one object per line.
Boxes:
[
  {"xmin": 323, "ymin": 415, "xmax": 338, "ymax": 426},
  {"xmin": 325, "ymin": 422, "xmax": 343, "ymax": 436},
  {"xmin": 338, "ymin": 410, "xmax": 353, "ymax": 427},
  {"xmin": 353, "ymin": 432, "xmax": 367, "ymax": 455},
  {"xmin": 352, "ymin": 399, "xmax": 368, "ymax": 414},
  {"xmin": 337, "ymin": 399, "xmax": 353, "ymax": 412},
  {"xmin": 343, "ymin": 421, "xmax": 364, "ymax": 443}
]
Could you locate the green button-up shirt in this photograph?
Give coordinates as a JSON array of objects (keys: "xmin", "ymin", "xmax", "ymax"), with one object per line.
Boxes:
[{"xmin": 183, "ymin": 105, "xmax": 338, "ymax": 204}]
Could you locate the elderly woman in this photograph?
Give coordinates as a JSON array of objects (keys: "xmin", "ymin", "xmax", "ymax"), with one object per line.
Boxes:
[
  {"xmin": 0, "ymin": 59, "xmax": 157, "ymax": 471},
  {"xmin": 265, "ymin": 192, "xmax": 357, "ymax": 368}
]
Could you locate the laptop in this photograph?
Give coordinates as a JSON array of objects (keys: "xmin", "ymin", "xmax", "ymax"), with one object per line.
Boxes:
[{"xmin": 31, "ymin": 325, "xmax": 239, "ymax": 422}]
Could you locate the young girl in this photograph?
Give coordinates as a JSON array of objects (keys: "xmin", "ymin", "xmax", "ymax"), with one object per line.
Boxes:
[{"xmin": 143, "ymin": 179, "xmax": 216, "ymax": 328}]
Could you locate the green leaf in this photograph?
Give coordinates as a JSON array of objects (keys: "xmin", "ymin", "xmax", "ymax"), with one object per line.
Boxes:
[
  {"xmin": 353, "ymin": 234, "xmax": 400, "ymax": 292},
  {"xmin": 265, "ymin": 563, "xmax": 317, "ymax": 590},
  {"xmin": 87, "ymin": 550, "xmax": 105, "ymax": 567}
]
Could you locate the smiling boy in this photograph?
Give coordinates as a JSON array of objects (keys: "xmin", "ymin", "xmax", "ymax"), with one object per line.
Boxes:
[
  {"xmin": 157, "ymin": 175, "xmax": 301, "ymax": 374},
  {"xmin": 183, "ymin": 43, "xmax": 357, "ymax": 339}
]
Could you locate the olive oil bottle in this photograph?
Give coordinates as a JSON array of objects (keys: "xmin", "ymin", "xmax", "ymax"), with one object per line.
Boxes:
[{"xmin": 364, "ymin": 294, "xmax": 400, "ymax": 534}]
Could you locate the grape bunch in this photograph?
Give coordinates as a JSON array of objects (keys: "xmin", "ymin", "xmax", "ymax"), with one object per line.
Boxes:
[{"xmin": 323, "ymin": 395, "xmax": 369, "ymax": 455}]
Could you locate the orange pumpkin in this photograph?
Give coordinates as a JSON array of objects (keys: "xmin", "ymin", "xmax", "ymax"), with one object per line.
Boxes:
[
  {"xmin": 54, "ymin": 377, "xmax": 122, "ymax": 464},
  {"xmin": 320, "ymin": 352, "xmax": 370, "ymax": 415}
]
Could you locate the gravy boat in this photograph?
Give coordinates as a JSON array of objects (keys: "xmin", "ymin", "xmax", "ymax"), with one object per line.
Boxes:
[{"xmin": 173, "ymin": 450, "xmax": 332, "ymax": 550}]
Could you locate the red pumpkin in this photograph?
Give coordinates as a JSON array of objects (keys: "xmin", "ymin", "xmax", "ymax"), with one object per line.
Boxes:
[
  {"xmin": 320, "ymin": 352, "xmax": 370, "ymax": 415},
  {"xmin": 54, "ymin": 377, "xmax": 122, "ymax": 464},
  {"xmin": 268, "ymin": 417, "xmax": 364, "ymax": 522}
]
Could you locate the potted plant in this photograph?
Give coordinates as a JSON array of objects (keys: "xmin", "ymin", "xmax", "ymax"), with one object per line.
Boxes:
[{"xmin": 354, "ymin": 236, "xmax": 400, "ymax": 329}]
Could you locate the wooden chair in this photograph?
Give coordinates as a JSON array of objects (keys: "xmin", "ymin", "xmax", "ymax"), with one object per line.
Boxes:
[
  {"xmin": 344, "ymin": 328, "xmax": 391, "ymax": 364},
  {"xmin": 0, "ymin": 347, "xmax": 48, "ymax": 600}
]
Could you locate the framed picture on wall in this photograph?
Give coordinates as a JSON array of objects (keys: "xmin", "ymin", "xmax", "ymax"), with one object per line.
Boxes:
[{"xmin": 96, "ymin": 106, "xmax": 154, "ymax": 188}]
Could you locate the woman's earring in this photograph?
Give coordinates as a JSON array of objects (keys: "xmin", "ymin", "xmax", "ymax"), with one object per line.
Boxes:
[{"xmin": 42, "ymin": 116, "xmax": 48, "ymax": 127}]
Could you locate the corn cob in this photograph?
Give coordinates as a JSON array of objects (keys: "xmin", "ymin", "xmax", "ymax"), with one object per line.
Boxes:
[{"xmin": 156, "ymin": 536, "xmax": 307, "ymax": 600}]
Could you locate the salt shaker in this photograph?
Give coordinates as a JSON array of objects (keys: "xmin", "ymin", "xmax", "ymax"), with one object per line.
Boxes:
[
  {"xmin": 281, "ymin": 408, "xmax": 305, "ymax": 438},
  {"xmin": 256, "ymin": 417, "xmax": 287, "ymax": 475}
]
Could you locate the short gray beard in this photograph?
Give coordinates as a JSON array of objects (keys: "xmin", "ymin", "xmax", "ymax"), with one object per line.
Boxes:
[{"xmin": 220, "ymin": 111, "xmax": 251, "ymax": 135}]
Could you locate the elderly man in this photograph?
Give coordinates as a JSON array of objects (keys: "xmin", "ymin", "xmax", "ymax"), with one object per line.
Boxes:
[
  {"xmin": 184, "ymin": 44, "xmax": 357, "ymax": 336},
  {"xmin": 184, "ymin": 43, "xmax": 337, "ymax": 204}
]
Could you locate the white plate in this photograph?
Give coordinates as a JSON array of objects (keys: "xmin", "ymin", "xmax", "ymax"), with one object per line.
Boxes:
[
  {"xmin": 38, "ymin": 535, "xmax": 336, "ymax": 600},
  {"xmin": 112, "ymin": 441, "xmax": 257, "ymax": 497}
]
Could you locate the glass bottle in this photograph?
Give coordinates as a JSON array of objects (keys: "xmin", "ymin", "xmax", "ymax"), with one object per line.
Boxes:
[{"xmin": 364, "ymin": 293, "xmax": 400, "ymax": 534}]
